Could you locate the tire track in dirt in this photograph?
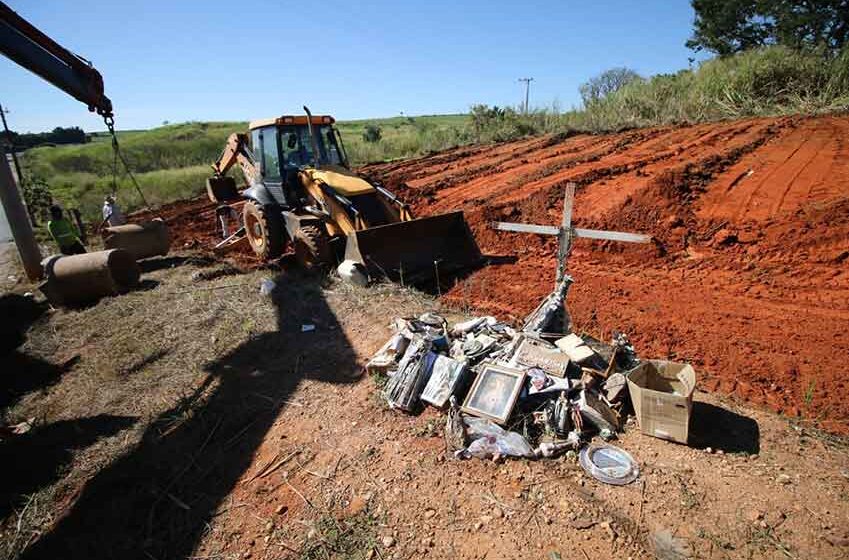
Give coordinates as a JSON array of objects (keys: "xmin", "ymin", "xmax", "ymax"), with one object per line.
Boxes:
[
  {"xmin": 495, "ymin": 119, "xmax": 781, "ymax": 210},
  {"xmin": 419, "ymin": 128, "xmax": 671, "ymax": 213},
  {"xmin": 698, "ymin": 116, "xmax": 849, "ymax": 222},
  {"xmin": 395, "ymin": 134, "xmax": 586, "ymax": 199},
  {"xmin": 362, "ymin": 136, "xmax": 549, "ymax": 186},
  {"xmin": 422, "ymin": 119, "xmax": 775, "ymax": 216},
  {"xmin": 401, "ymin": 135, "xmax": 560, "ymax": 186}
]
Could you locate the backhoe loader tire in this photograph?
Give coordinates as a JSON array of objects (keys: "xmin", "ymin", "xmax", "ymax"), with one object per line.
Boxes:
[
  {"xmin": 293, "ymin": 224, "xmax": 331, "ymax": 270},
  {"xmin": 243, "ymin": 200, "xmax": 283, "ymax": 259}
]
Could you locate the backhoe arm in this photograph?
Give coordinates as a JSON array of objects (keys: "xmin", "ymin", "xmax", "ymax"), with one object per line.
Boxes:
[
  {"xmin": 0, "ymin": 1, "xmax": 112, "ymax": 117},
  {"xmin": 212, "ymin": 132, "xmax": 258, "ymax": 186}
]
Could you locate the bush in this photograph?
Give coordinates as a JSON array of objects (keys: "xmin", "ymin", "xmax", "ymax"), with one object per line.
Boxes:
[
  {"xmin": 580, "ymin": 67, "xmax": 643, "ymax": 105},
  {"xmin": 362, "ymin": 124, "xmax": 382, "ymax": 143},
  {"xmin": 563, "ymin": 45, "xmax": 849, "ymax": 131}
]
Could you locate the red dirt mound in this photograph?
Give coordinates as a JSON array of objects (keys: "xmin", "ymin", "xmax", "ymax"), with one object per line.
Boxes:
[
  {"xmin": 362, "ymin": 115, "xmax": 849, "ymax": 434},
  {"xmin": 138, "ymin": 115, "xmax": 849, "ymax": 433}
]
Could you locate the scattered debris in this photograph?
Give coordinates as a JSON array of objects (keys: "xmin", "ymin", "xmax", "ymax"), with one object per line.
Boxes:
[
  {"xmin": 421, "ymin": 354, "xmax": 467, "ymax": 409},
  {"xmin": 337, "ymin": 259, "xmax": 369, "ymax": 287},
  {"xmin": 461, "ymin": 363, "xmax": 526, "ymax": 424},
  {"xmin": 444, "ymin": 396, "xmax": 467, "ymax": 452},
  {"xmin": 457, "ymin": 417, "xmax": 535, "ymax": 460},
  {"xmin": 367, "ymin": 279, "xmax": 695, "ymax": 476},
  {"xmin": 384, "ymin": 336, "xmax": 434, "ymax": 412},
  {"xmin": 555, "ymin": 333, "xmax": 597, "ymax": 364},
  {"xmin": 0, "ymin": 418, "xmax": 34, "ymax": 441},
  {"xmin": 651, "ymin": 528, "xmax": 692, "ymax": 560},
  {"xmin": 191, "ymin": 263, "xmax": 241, "ymax": 282}
]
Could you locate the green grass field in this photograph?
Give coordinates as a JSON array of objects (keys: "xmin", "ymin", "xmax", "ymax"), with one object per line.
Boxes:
[{"xmin": 23, "ymin": 115, "xmax": 470, "ymax": 221}]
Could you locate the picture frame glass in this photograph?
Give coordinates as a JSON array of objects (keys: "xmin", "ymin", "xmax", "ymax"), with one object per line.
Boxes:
[{"xmin": 463, "ymin": 364, "xmax": 525, "ymax": 422}]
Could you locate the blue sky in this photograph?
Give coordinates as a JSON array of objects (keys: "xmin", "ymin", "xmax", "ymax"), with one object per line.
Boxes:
[{"xmin": 2, "ymin": 0, "xmax": 703, "ymax": 133}]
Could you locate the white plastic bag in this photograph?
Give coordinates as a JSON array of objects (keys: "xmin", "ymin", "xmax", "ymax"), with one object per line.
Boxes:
[
  {"xmin": 259, "ymin": 278, "xmax": 276, "ymax": 296},
  {"xmin": 459, "ymin": 417, "xmax": 535, "ymax": 459}
]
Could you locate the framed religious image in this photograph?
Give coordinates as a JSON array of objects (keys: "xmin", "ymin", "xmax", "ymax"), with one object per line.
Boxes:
[{"xmin": 461, "ymin": 363, "xmax": 526, "ymax": 424}]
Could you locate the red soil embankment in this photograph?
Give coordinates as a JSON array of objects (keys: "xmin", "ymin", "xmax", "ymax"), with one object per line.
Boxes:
[{"xmin": 362, "ymin": 115, "xmax": 849, "ymax": 433}]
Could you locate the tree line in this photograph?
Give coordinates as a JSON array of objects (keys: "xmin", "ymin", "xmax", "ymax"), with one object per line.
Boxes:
[
  {"xmin": 4, "ymin": 126, "xmax": 87, "ymax": 151},
  {"xmin": 583, "ymin": 0, "xmax": 848, "ymax": 106}
]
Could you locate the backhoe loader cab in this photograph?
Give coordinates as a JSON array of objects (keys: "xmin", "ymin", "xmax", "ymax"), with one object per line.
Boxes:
[
  {"xmin": 251, "ymin": 115, "xmax": 348, "ymax": 177},
  {"xmin": 208, "ymin": 109, "xmax": 481, "ymax": 282}
]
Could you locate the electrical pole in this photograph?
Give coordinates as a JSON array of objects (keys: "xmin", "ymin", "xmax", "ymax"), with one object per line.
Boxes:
[
  {"xmin": 0, "ymin": 148, "xmax": 42, "ymax": 280},
  {"xmin": 518, "ymin": 77, "xmax": 534, "ymax": 114},
  {"xmin": 0, "ymin": 103, "xmax": 38, "ymax": 227},
  {"xmin": 0, "ymin": 102, "xmax": 42, "ymax": 280},
  {"xmin": 0, "ymin": 104, "xmax": 26, "ymax": 197}
]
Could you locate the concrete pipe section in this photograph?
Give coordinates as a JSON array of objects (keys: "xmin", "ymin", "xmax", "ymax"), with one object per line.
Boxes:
[
  {"xmin": 103, "ymin": 218, "xmax": 170, "ymax": 261},
  {"xmin": 42, "ymin": 249, "xmax": 140, "ymax": 305}
]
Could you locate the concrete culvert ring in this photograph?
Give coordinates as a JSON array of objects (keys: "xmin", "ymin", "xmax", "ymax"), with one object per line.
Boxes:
[{"xmin": 106, "ymin": 249, "xmax": 141, "ymax": 292}]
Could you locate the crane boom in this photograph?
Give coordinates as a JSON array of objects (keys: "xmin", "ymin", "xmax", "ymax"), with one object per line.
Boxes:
[
  {"xmin": 0, "ymin": 1, "xmax": 117, "ymax": 280},
  {"xmin": 0, "ymin": 1, "xmax": 112, "ymax": 117}
]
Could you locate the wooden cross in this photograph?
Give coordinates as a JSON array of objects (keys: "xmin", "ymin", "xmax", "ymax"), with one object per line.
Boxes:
[{"xmin": 493, "ymin": 183, "xmax": 651, "ymax": 287}]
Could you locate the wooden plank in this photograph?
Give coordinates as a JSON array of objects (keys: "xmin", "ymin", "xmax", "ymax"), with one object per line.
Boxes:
[
  {"xmin": 556, "ymin": 183, "xmax": 576, "ymax": 284},
  {"xmin": 493, "ymin": 222, "xmax": 559, "ymax": 236},
  {"xmin": 573, "ymin": 228, "xmax": 651, "ymax": 244},
  {"xmin": 493, "ymin": 223, "xmax": 650, "ymax": 244}
]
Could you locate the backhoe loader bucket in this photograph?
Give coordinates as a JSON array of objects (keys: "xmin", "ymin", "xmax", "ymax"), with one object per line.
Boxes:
[{"xmin": 344, "ymin": 211, "xmax": 482, "ymax": 284}]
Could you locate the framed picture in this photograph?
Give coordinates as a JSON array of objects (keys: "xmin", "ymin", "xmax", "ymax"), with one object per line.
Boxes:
[
  {"xmin": 421, "ymin": 354, "xmax": 467, "ymax": 409},
  {"xmin": 461, "ymin": 363, "xmax": 526, "ymax": 424},
  {"xmin": 512, "ymin": 336, "xmax": 570, "ymax": 378}
]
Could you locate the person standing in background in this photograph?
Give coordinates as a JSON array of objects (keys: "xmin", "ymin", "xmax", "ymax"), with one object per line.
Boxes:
[
  {"xmin": 101, "ymin": 194, "xmax": 126, "ymax": 228},
  {"xmin": 47, "ymin": 205, "xmax": 86, "ymax": 255}
]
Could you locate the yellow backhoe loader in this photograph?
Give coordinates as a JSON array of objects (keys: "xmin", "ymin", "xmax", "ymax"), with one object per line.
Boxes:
[{"xmin": 208, "ymin": 107, "xmax": 480, "ymax": 283}]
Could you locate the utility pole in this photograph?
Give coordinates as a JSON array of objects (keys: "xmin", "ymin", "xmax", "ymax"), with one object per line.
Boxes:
[
  {"xmin": 0, "ymin": 103, "xmax": 36, "ymax": 226},
  {"xmin": 0, "ymin": 149, "xmax": 42, "ymax": 280},
  {"xmin": 518, "ymin": 77, "xmax": 534, "ymax": 114},
  {"xmin": 0, "ymin": 103, "xmax": 42, "ymax": 280},
  {"xmin": 0, "ymin": 104, "xmax": 26, "ymax": 197}
]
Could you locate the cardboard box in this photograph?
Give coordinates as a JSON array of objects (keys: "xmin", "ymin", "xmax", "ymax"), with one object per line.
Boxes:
[{"xmin": 626, "ymin": 360, "xmax": 696, "ymax": 444}]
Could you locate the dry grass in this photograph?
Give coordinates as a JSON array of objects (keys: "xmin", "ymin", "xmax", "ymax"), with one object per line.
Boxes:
[
  {"xmin": 15, "ymin": 262, "xmax": 273, "ymax": 422},
  {"xmin": 1, "ymin": 255, "xmax": 447, "ymax": 560}
]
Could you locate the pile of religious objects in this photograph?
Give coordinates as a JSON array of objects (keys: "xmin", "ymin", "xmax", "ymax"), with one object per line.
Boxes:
[{"xmin": 367, "ymin": 278, "xmax": 696, "ymax": 485}]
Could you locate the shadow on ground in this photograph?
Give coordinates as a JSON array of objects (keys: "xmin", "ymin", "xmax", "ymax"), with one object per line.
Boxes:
[
  {"xmin": 21, "ymin": 272, "xmax": 361, "ymax": 559},
  {"xmin": 138, "ymin": 256, "xmax": 190, "ymax": 274},
  {"xmin": 0, "ymin": 294, "xmax": 68, "ymax": 410},
  {"xmin": 0, "ymin": 415, "xmax": 136, "ymax": 520},
  {"xmin": 689, "ymin": 401, "xmax": 760, "ymax": 454}
]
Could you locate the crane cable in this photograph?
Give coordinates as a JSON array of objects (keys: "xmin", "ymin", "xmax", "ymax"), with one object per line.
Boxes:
[{"xmin": 103, "ymin": 114, "xmax": 150, "ymax": 209}]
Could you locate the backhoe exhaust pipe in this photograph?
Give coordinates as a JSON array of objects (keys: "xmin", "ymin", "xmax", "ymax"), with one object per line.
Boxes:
[{"xmin": 303, "ymin": 105, "xmax": 322, "ymax": 169}]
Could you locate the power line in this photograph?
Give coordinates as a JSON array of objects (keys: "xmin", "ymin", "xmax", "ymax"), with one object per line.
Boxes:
[{"xmin": 518, "ymin": 77, "xmax": 534, "ymax": 114}]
